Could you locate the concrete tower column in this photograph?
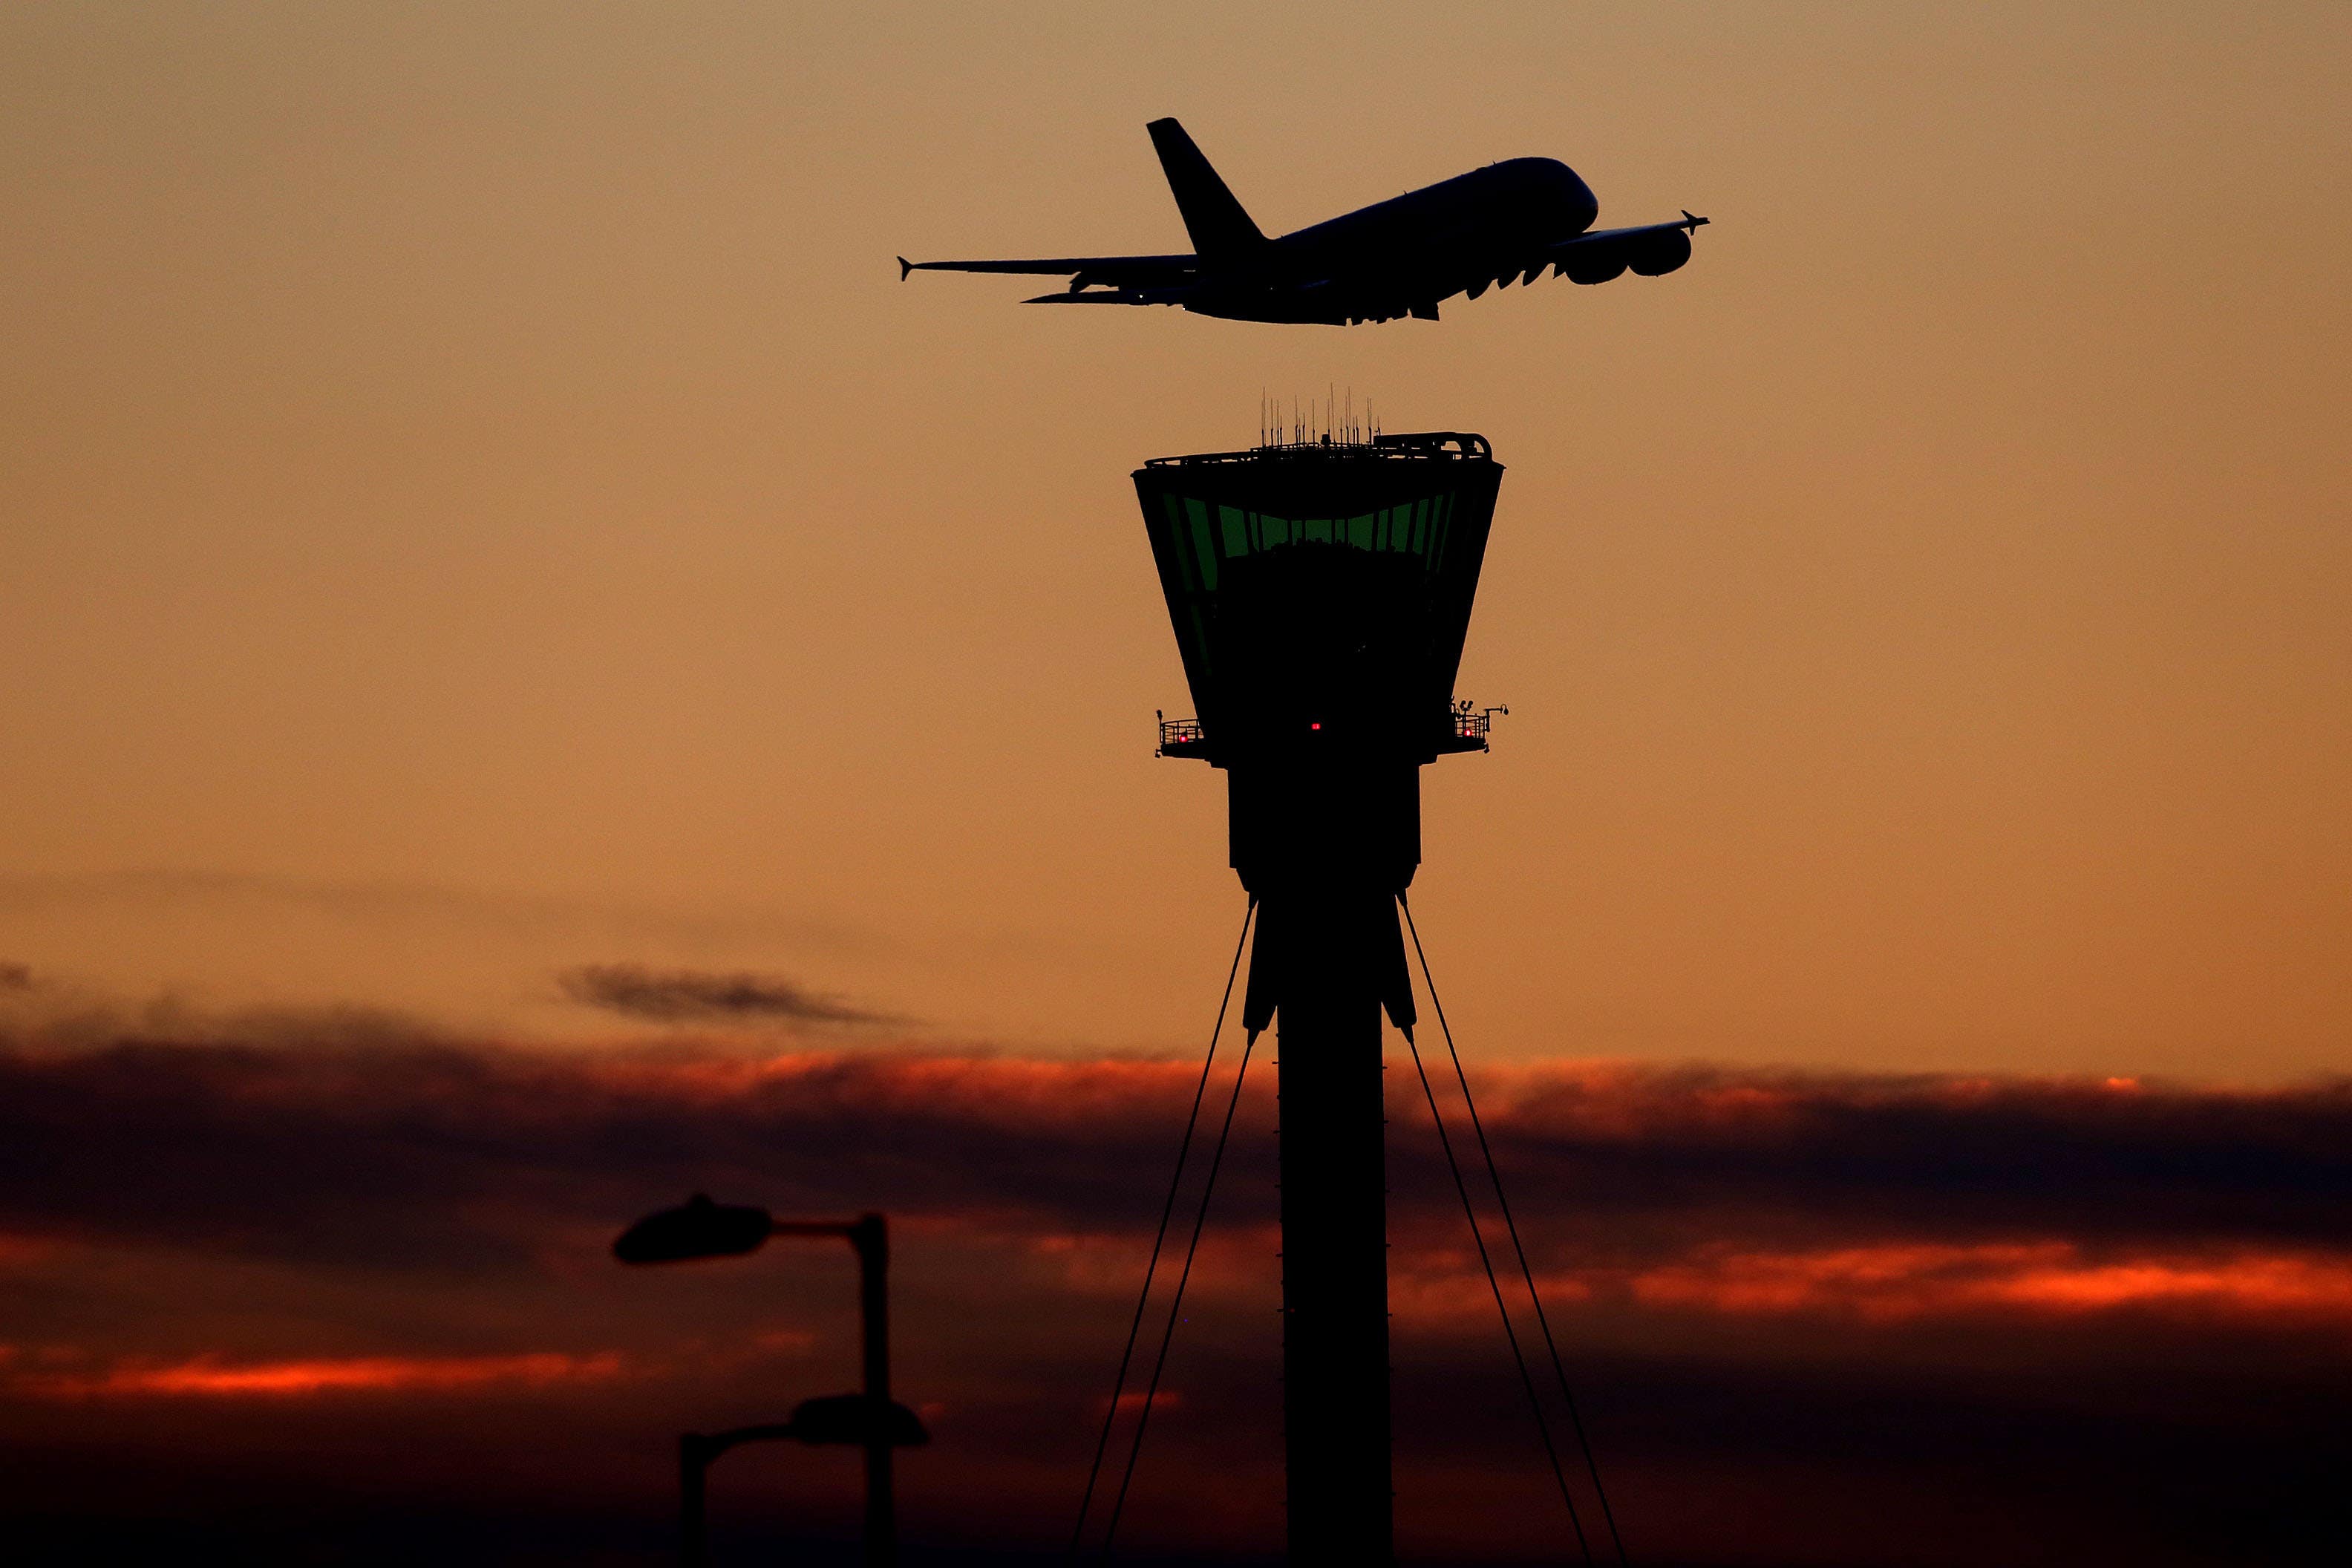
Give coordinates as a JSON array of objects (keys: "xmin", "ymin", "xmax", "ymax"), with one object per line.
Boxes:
[{"xmin": 1271, "ymin": 884, "xmax": 1395, "ymax": 1564}]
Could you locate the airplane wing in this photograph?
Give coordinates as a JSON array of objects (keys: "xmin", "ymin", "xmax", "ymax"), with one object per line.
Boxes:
[
  {"xmin": 1545, "ymin": 212, "xmax": 1709, "ymax": 281},
  {"xmin": 1020, "ymin": 288, "xmax": 1197, "ymax": 306},
  {"xmin": 899, "ymin": 253, "xmax": 1198, "ymax": 287}
]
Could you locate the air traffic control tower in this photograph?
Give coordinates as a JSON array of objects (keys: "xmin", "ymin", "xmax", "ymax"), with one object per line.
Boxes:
[{"xmin": 1137, "ymin": 429, "xmax": 1503, "ymax": 1564}]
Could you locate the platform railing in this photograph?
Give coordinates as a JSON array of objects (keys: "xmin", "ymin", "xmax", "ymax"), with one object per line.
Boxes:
[
  {"xmin": 1159, "ymin": 708, "xmax": 1504, "ymax": 755},
  {"xmin": 1451, "ymin": 703, "xmax": 1509, "ymax": 741}
]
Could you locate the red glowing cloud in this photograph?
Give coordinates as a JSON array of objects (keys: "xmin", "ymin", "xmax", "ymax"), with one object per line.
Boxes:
[
  {"xmin": 1625, "ymin": 1242, "xmax": 2352, "ymax": 1324},
  {"xmin": 19, "ymin": 1350, "xmax": 629, "ymax": 1400}
]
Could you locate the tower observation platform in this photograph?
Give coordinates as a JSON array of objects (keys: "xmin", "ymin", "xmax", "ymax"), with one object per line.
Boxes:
[{"xmin": 1134, "ymin": 430, "xmax": 1506, "ymax": 1564}]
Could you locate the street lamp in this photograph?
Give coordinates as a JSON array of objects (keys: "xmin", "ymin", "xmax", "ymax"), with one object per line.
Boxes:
[
  {"xmin": 678, "ymin": 1396, "xmax": 928, "ymax": 1568},
  {"xmin": 616, "ymin": 1195, "xmax": 904, "ymax": 1568}
]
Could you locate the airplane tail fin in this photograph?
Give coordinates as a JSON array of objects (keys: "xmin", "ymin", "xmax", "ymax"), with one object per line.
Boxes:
[{"xmin": 1146, "ymin": 118, "xmax": 1265, "ymax": 259}]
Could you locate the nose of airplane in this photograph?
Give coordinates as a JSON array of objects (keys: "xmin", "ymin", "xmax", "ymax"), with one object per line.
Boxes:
[{"xmin": 1556, "ymin": 162, "xmax": 1599, "ymax": 232}]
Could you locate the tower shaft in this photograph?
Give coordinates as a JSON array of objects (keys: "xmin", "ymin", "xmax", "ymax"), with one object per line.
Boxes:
[{"xmin": 1273, "ymin": 884, "xmax": 1395, "ymax": 1564}]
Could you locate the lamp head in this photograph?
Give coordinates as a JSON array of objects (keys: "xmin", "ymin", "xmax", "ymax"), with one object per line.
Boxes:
[
  {"xmin": 613, "ymin": 1193, "xmax": 773, "ymax": 1264},
  {"xmin": 789, "ymin": 1392, "xmax": 931, "ymax": 1448}
]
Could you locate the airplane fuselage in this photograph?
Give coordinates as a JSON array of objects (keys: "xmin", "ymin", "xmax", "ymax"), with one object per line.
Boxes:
[{"xmin": 1186, "ymin": 159, "xmax": 1599, "ymax": 324}]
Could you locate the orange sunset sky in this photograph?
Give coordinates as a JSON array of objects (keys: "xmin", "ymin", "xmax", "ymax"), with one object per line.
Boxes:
[
  {"xmin": 6, "ymin": 10, "xmax": 2352, "ymax": 1565},
  {"xmin": 4, "ymin": 3, "xmax": 2347, "ymax": 1081}
]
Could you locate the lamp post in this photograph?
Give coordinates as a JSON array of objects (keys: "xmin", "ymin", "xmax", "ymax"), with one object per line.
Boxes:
[
  {"xmin": 616, "ymin": 1197, "xmax": 901, "ymax": 1568},
  {"xmin": 677, "ymin": 1396, "xmax": 928, "ymax": 1568}
]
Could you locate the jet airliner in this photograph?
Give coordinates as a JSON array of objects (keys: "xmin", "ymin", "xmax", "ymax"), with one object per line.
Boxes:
[{"xmin": 900, "ymin": 118, "xmax": 1706, "ymax": 326}]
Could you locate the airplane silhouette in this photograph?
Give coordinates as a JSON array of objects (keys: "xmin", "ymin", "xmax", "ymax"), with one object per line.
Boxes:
[{"xmin": 900, "ymin": 118, "xmax": 1706, "ymax": 326}]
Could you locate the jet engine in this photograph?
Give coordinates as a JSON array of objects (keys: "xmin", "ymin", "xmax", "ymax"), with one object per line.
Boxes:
[
  {"xmin": 1629, "ymin": 228, "xmax": 1693, "ymax": 276},
  {"xmin": 1557, "ymin": 222, "xmax": 1696, "ymax": 285},
  {"xmin": 1561, "ymin": 252, "xmax": 1627, "ymax": 286}
]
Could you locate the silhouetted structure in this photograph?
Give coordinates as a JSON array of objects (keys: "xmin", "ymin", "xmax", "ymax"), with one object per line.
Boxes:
[
  {"xmin": 1137, "ymin": 430, "xmax": 1505, "ymax": 1562},
  {"xmin": 678, "ymin": 1397, "xmax": 928, "ymax": 1568},
  {"xmin": 617, "ymin": 1199, "xmax": 902, "ymax": 1568},
  {"xmin": 903, "ymin": 117, "xmax": 1705, "ymax": 325}
]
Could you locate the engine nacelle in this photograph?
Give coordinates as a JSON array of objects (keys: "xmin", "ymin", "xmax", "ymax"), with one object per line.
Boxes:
[
  {"xmin": 1561, "ymin": 252, "xmax": 1627, "ymax": 286},
  {"xmin": 1628, "ymin": 229, "xmax": 1693, "ymax": 277}
]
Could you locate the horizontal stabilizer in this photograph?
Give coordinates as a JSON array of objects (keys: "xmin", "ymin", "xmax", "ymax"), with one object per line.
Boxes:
[
  {"xmin": 1022, "ymin": 289, "xmax": 1181, "ymax": 307},
  {"xmin": 901, "ymin": 252, "xmax": 1197, "ymax": 285}
]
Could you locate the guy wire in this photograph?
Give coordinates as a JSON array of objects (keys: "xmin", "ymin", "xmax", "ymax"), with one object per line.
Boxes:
[
  {"xmin": 1402, "ymin": 892, "xmax": 1631, "ymax": 1567},
  {"xmin": 1068, "ymin": 897, "xmax": 1253, "ymax": 1561},
  {"xmin": 1398, "ymin": 930, "xmax": 1595, "ymax": 1566},
  {"xmin": 1098, "ymin": 1018, "xmax": 1261, "ymax": 1559}
]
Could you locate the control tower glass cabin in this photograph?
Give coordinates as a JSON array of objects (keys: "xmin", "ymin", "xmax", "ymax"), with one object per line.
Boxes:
[{"xmin": 1137, "ymin": 431, "xmax": 1501, "ymax": 904}]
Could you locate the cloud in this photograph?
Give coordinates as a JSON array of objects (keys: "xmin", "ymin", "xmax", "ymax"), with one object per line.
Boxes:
[
  {"xmin": 0, "ymin": 869, "xmax": 871, "ymax": 954},
  {"xmin": 3, "ymin": 1021, "xmax": 2350, "ymax": 1564},
  {"xmin": 2, "ymin": 1024, "xmax": 2349, "ymax": 1314},
  {"xmin": 1445, "ymin": 1062, "xmax": 2352, "ymax": 1254},
  {"xmin": 22, "ymin": 1350, "xmax": 629, "ymax": 1400},
  {"xmin": 557, "ymin": 963, "xmax": 886, "ymax": 1025},
  {"xmin": 1621, "ymin": 1240, "xmax": 2352, "ymax": 1323}
]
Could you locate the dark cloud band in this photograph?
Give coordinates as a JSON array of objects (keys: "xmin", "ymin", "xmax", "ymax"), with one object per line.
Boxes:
[
  {"xmin": 2, "ymin": 1030, "xmax": 2348, "ymax": 1273},
  {"xmin": 557, "ymin": 964, "xmax": 883, "ymax": 1025}
]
